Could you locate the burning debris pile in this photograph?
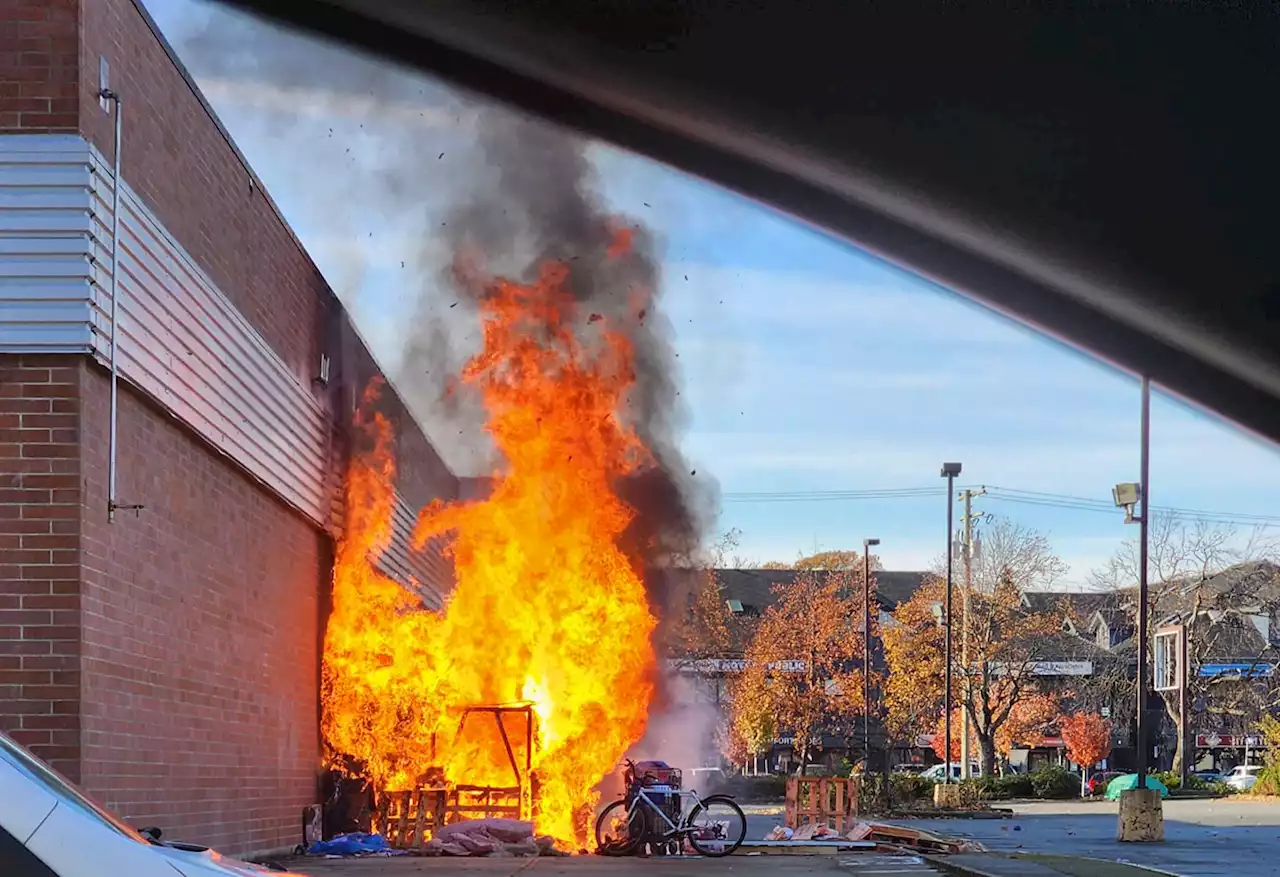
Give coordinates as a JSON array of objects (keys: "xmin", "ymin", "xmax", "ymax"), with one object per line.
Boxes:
[{"xmin": 322, "ymin": 111, "xmax": 706, "ymax": 851}]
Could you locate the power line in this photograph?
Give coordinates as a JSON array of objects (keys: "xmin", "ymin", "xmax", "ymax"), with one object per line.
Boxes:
[
  {"xmin": 720, "ymin": 483, "xmax": 1280, "ymax": 528},
  {"xmin": 722, "ymin": 487, "xmax": 944, "ymax": 503}
]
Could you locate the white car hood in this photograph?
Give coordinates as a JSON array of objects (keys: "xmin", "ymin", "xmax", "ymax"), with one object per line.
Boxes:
[{"xmin": 154, "ymin": 843, "xmax": 310, "ymax": 877}]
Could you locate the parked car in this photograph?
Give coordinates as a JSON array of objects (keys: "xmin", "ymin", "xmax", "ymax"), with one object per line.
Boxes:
[
  {"xmin": 1087, "ymin": 770, "xmax": 1124, "ymax": 796},
  {"xmin": 0, "ymin": 729, "xmax": 299, "ymax": 876},
  {"xmin": 919, "ymin": 763, "xmax": 982, "ymax": 783},
  {"xmin": 1193, "ymin": 769, "xmax": 1224, "ymax": 784},
  {"xmin": 1224, "ymin": 765, "xmax": 1262, "ymax": 792}
]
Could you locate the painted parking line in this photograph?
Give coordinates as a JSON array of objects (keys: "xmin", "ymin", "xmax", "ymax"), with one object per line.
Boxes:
[{"xmin": 838, "ymin": 855, "xmax": 935, "ymax": 874}]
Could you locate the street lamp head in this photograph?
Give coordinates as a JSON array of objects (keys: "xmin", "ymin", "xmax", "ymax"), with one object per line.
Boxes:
[
  {"xmin": 864, "ymin": 538, "xmax": 881, "ymax": 548},
  {"xmin": 1112, "ymin": 482, "xmax": 1142, "ymax": 508},
  {"xmin": 940, "ymin": 462, "xmax": 962, "ymax": 478}
]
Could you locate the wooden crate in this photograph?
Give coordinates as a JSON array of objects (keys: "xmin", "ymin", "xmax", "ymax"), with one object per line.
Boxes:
[
  {"xmin": 375, "ymin": 786, "xmax": 526, "ymax": 850},
  {"xmin": 784, "ymin": 777, "xmax": 858, "ymax": 834},
  {"xmin": 374, "ymin": 789, "xmax": 447, "ymax": 849}
]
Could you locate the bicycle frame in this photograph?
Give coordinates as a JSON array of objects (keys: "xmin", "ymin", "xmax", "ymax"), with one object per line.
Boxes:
[{"xmin": 628, "ymin": 786, "xmax": 706, "ymax": 837}]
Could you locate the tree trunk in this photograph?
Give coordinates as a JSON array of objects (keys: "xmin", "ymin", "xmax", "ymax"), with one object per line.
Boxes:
[
  {"xmin": 1162, "ymin": 690, "xmax": 1186, "ymax": 779},
  {"xmin": 977, "ymin": 733, "xmax": 997, "ymax": 778}
]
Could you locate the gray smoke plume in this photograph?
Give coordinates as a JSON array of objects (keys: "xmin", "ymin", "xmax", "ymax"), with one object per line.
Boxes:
[
  {"xmin": 432, "ymin": 110, "xmax": 713, "ymax": 590},
  {"xmin": 626, "ymin": 676, "xmax": 724, "ymax": 774},
  {"xmin": 173, "ymin": 0, "xmax": 491, "ymax": 470},
  {"xmin": 173, "ymin": 1, "xmax": 716, "ymax": 600}
]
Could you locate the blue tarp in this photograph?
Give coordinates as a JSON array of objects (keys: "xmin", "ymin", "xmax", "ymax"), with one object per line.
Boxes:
[{"xmin": 307, "ymin": 833, "xmax": 390, "ymax": 856}]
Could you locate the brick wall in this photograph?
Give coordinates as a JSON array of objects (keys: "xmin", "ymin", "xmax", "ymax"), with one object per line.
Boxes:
[
  {"xmin": 78, "ymin": 361, "xmax": 324, "ymax": 854},
  {"xmin": 0, "ymin": 0, "xmax": 80, "ymax": 131},
  {"xmin": 0, "ymin": 356, "xmax": 82, "ymax": 782},
  {"xmin": 3, "ymin": 0, "xmax": 460, "ymax": 855}
]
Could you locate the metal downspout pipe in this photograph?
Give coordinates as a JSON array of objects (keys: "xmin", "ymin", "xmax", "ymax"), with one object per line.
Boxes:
[{"xmin": 100, "ymin": 87, "xmax": 123, "ymax": 523}]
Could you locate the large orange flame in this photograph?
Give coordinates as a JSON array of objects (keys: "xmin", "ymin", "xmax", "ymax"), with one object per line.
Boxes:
[{"xmin": 323, "ymin": 242, "xmax": 659, "ymax": 847}]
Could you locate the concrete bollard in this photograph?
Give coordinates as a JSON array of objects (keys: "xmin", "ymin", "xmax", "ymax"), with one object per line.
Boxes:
[
  {"xmin": 1116, "ymin": 787, "xmax": 1164, "ymax": 842},
  {"xmin": 933, "ymin": 783, "xmax": 963, "ymax": 810}
]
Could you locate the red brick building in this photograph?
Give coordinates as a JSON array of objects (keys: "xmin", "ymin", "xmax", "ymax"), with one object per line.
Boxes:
[{"xmin": 1, "ymin": 0, "xmax": 455, "ymax": 856}]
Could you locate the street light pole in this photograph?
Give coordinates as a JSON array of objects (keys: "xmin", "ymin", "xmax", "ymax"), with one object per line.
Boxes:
[
  {"xmin": 1114, "ymin": 381, "xmax": 1152, "ymax": 791},
  {"xmin": 863, "ymin": 537, "xmax": 880, "ymax": 774},
  {"xmin": 940, "ymin": 463, "xmax": 962, "ymax": 783},
  {"xmin": 1137, "ymin": 375, "xmax": 1151, "ymax": 789},
  {"xmin": 1111, "ymin": 378, "xmax": 1161, "ymax": 841}
]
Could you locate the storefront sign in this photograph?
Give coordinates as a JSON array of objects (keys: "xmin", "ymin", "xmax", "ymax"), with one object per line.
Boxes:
[
  {"xmin": 1197, "ymin": 663, "xmax": 1275, "ymax": 678},
  {"xmin": 1195, "ymin": 734, "xmax": 1262, "ymax": 748}
]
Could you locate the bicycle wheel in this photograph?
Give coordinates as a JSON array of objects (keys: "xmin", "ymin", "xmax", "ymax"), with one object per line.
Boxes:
[
  {"xmin": 685, "ymin": 795, "xmax": 747, "ymax": 857},
  {"xmin": 594, "ymin": 799, "xmax": 642, "ymax": 856}
]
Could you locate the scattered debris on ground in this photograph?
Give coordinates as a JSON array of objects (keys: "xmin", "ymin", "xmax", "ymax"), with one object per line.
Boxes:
[
  {"xmin": 847, "ymin": 822, "xmax": 987, "ymax": 855},
  {"xmin": 304, "ymin": 819, "xmax": 569, "ymax": 860},
  {"xmin": 765, "ymin": 824, "xmax": 842, "ymax": 841},
  {"xmin": 762, "ymin": 822, "xmax": 986, "ymax": 856},
  {"xmin": 419, "ymin": 818, "xmax": 563, "ymax": 857}
]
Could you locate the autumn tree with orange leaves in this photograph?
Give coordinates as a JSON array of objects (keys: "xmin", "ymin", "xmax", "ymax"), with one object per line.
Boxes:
[
  {"xmin": 996, "ymin": 693, "xmax": 1060, "ymax": 759},
  {"xmin": 1059, "ymin": 712, "xmax": 1113, "ymax": 795},
  {"xmin": 730, "ymin": 567, "xmax": 869, "ymax": 772},
  {"xmin": 933, "ymin": 693, "xmax": 1060, "ymax": 768},
  {"xmin": 931, "ymin": 709, "xmax": 979, "ymax": 763},
  {"xmin": 884, "ymin": 524, "xmax": 1063, "ymax": 776},
  {"xmin": 728, "ymin": 678, "xmax": 777, "ymax": 774}
]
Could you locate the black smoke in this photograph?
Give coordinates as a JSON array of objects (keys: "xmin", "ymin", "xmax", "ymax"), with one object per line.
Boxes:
[
  {"xmin": 173, "ymin": 2, "xmax": 714, "ymax": 610},
  {"xmin": 429, "ymin": 111, "xmax": 714, "ymax": 606}
]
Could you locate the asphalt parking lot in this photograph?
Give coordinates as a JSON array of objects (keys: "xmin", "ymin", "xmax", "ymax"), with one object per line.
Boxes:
[
  {"xmin": 889, "ymin": 798, "xmax": 1280, "ymax": 877},
  {"xmin": 291, "ymin": 852, "xmax": 937, "ymax": 877},
  {"xmin": 282, "ymin": 798, "xmax": 1280, "ymax": 877}
]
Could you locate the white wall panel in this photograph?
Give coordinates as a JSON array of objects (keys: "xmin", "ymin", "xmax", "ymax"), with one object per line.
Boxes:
[
  {"xmin": 1, "ymin": 134, "xmax": 451, "ymax": 598},
  {"xmin": 85, "ymin": 144, "xmax": 332, "ymax": 521},
  {"xmin": 0, "ymin": 136, "xmax": 96, "ymax": 353}
]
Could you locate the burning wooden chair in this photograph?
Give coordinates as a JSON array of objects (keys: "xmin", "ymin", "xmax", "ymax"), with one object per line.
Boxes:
[{"xmin": 375, "ymin": 702, "xmax": 537, "ymax": 850}]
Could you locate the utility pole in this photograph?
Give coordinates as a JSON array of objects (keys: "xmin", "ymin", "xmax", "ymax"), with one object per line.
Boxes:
[
  {"xmin": 939, "ymin": 463, "xmax": 962, "ymax": 785},
  {"xmin": 958, "ymin": 488, "xmax": 985, "ymax": 780},
  {"xmin": 862, "ymin": 537, "xmax": 880, "ymax": 776},
  {"xmin": 1137, "ymin": 376, "xmax": 1151, "ymax": 789}
]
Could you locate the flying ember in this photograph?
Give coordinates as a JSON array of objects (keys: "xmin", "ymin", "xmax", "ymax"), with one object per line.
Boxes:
[{"xmin": 322, "ymin": 230, "xmax": 660, "ymax": 847}]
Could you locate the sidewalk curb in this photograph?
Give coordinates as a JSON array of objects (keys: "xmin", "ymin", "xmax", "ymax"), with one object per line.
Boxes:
[
  {"xmin": 920, "ymin": 854, "xmax": 1017, "ymax": 877},
  {"xmin": 1066, "ymin": 858, "xmax": 1184, "ymax": 877},
  {"xmin": 887, "ymin": 810, "xmax": 1013, "ymax": 820}
]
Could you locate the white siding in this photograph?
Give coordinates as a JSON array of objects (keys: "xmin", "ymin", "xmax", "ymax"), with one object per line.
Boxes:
[
  {"xmin": 1, "ymin": 134, "xmax": 450, "ymax": 597},
  {"xmin": 0, "ymin": 136, "xmax": 96, "ymax": 352},
  {"xmin": 84, "ymin": 141, "xmax": 333, "ymax": 522}
]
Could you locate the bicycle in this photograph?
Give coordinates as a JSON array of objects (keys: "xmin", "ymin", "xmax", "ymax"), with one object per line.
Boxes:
[{"xmin": 594, "ymin": 758, "xmax": 747, "ymax": 857}]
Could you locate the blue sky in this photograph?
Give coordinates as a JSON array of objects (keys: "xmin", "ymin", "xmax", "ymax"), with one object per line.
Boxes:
[{"xmin": 146, "ymin": 0, "xmax": 1280, "ymax": 583}]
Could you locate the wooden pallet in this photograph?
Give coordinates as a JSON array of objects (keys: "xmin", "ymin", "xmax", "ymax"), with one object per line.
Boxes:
[
  {"xmin": 374, "ymin": 785, "xmax": 526, "ymax": 849},
  {"xmin": 784, "ymin": 777, "xmax": 858, "ymax": 834}
]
